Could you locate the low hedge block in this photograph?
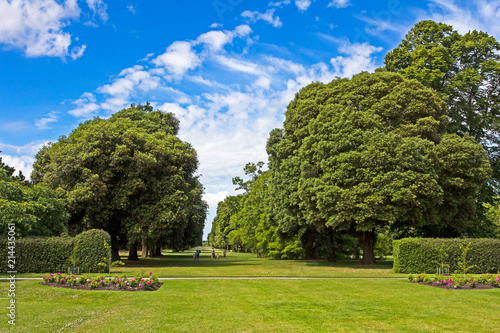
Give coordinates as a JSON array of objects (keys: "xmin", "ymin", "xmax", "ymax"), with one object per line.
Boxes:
[
  {"xmin": 0, "ymin": 229, "xmax": 110, "ymax": 273},
  {"xmin": 393, "ymin": 238, "xmax": 500, "ymax": 274}
]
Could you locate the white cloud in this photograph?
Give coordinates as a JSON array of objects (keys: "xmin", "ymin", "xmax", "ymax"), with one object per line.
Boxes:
[
  {"xmin": 152, "ymin": 41, "xmax": 201, "ymax": 77},
  {"xmin": 68, "ymin": 92, "xmax": 100, "ymax": 117},
  {"xmin": 194, "ymin": 25, "xmax": 252, "ymax": 51},
  {"xmin": 295, "ymin": 0, "xmax": 312, "ymax": 11},
  {"xmin": 241, "ymin": 9, "xmax": 283, "ymax": 28},
  {"xmin": 0, "ymin": 140, "xmax": 50, "ymax": 177},
  {"xmin": 328, "ymin": 0, "xmax": 351, "ymax": 8},
  {"xmin": 424, "ymin": 0, "xmax": 500, "ymax": 37},
  {"xmin": 0, "ymin": 140, "xmax": 48, "ymax": 156},
  {"xmin": 195, "ymin": 31, "xmax": 234, "ymax": 51},
  {"xmin": 126, "ymin": 4, "xmax": 136, "ymax": 14},
  {"xmin": 35, "ymin": 111, "xmax": 59, "ymax": 129},
  {"xmin": 269, "ymin": 0, "xmax": 291, "ymax": 6},
  {"xmin": 86, "ymin": 0, "xmax": 108, "ymax": 22},
  {"xmin": 0, "ymin": 0, "xmax": 86, "ymax": 59},
  {"xmin": 215, "ymin": 55, "xmax": 268, "ymax": 76},
  {"xmin": 98, "ymin": 67, "xmax": 160, "ymax": 105},
  {"xmin": 1, "ymin": 154, "xmax": 36, "ymax": 178},
  {"xmin": 210, "ymin": 22, "xmax": 223, "ymax": 28},
  {"xmin": 203, "ymin": 191, "xmax": 230, "ymax": 208},
  {"xmin": 253, "ymin": 77, "xmax": 272, "ymax": 90},
  {"xmin": 330, "ymin": 41, "xmax": 383, "ymax": 77}
]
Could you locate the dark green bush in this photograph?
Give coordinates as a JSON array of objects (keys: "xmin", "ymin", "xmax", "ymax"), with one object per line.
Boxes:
[
  {"xmin": 74, "ymin": 229, "xmax": 111, "ymax": 273},
  {"xmin": 393, "ymin": 238, "xmax": 500, "ymax": 274},
  {"xmin": 0, "ymin": 229, "xmax": 110, "ymax": 273}
]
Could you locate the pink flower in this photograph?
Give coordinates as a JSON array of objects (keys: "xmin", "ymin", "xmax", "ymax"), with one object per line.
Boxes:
[
  {"xmin": 149, "ymin": 272, "xmax": 152, "ymax": 275},
  {"xmin": 139, "ymin": 284, "xmax": 143, "ymax": 287},
  {"xmin": 454, "ymin": 286, "xmax": 457, "ymax": 289},
  {"xmin": 57, "ymin": 272, "xmax": 61, "ymax": 276},
  {"xmin": 147, "ymin": 281, "xmax": 151, "ymax": 285}
]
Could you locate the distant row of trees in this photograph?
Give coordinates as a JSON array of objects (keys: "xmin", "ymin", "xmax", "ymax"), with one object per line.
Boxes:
[
  {"xmin": 209, "ymin": 20, "xmax": 500, "ymax": 264},
  {"xmin": 2, "ymin": 103, "xmax": 207, "ymax": 260}
]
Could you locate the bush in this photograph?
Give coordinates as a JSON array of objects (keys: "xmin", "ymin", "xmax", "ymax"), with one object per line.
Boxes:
[
  {"xmin": 393, "ymin": 238, "xmax": 500, "ymax": 274},
  {"xmin": 0, "ymin": 237, "xmax": 73, "ymax": 273},
  {"xmin": 74, "ymin": 229, "xmax": 111, "ymax": 273},
  {"xmin": 0, "ymin": 229, "xmax": 110, "ymax": 273}
]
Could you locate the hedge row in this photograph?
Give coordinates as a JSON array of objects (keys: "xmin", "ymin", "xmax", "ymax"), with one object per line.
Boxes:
[
  {"xmin": 0, "ymin": 229, "xmax": 110, "ymax": 273},
  {"xmin": 393, "ymin": 238, "xmax": 500, "ymax": 274}
]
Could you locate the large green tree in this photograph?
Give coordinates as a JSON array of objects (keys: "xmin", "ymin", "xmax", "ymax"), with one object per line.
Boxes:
[
  {"xmin": 270, "ymin": 72, "xmax": 490, "ymax": 264},
  {"xmin": 32, "ymin": 104, "xmax": 206, "ymax": 259},
  {"xmin": 383, "ymin": 20, "xmax": 500, "ymax": 205}
]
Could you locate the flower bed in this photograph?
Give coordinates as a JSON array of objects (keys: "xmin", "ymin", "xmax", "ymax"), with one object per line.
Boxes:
[
  {"xmin": 409, "ymin": 273, "xmax": 500, "ymax": 290},
  {"xmin": 41, "ymin": 272, "xmax": 162, "ymax": 291}
]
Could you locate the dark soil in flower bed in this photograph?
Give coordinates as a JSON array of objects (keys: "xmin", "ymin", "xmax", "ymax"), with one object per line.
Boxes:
[
  {"xmin": 40, "ymin": 282, "xmax": 163, "ymax": 291},
  {"xmin": 410, "ymin": 281, "xmax": 498, "ymax": 290}
]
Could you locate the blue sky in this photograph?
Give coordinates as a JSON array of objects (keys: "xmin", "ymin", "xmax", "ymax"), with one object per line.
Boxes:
[{"xmin": 1, "ymin": 0, "xmax": 499, "ymax": 238}]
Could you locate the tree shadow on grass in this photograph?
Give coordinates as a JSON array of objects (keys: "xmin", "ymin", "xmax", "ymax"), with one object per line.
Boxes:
[
  {"xmin": 300, "ymin": 259, "xmax": 394, "ymax": 270},
  {"xmin": 118, "ymin": 253, "xmax": 258, "ymax": 269}
]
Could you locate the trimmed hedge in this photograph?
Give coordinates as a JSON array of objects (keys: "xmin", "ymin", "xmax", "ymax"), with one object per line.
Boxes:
[
  {"xmin": 74, "ymin": 229, "xmax": 111, "ymax": 273},
  {"xmin": 393, "ymin": 238, "xmax": 500, "ymax": 274},
  {"xmin": 0, "ymin": 229, "xmax": 110, "ymax": 273}
]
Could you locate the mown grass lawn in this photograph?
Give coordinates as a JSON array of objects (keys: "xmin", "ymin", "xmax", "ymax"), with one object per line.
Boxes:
[
  {"xmin": 1, "ymin": 278, "xmax": 499, "ymax": 332},
  {"xmin": 1, "ymin": 249, "xmax": 405, "ymax": 278}
]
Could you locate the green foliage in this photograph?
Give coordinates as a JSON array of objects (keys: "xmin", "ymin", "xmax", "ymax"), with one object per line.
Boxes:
[
  {"xmin": 0, "ymin": 236, "xmax": 73, "ymax": 273},
  {"xmin": 267, "ymin": 71, "xmax": 489, "ymax": 265},
  {"xmin": 393, "ymin": 238, "xmax": 500, "ymax": 274},
  {"xmin": 0, "ymin": 229, "xmax": 110, "ymax": 273},
  {"xmin": 0, "ymin": 156, "xmax": 68, "ymax": 238},
  {"xmin": 74, "ymin": 229, "xmax": 111, "ymax": 273},
  {"xmin": 31, "ymin": 105, "xmax": 206, "ymax": 252},
  {"xmin": 383, "ymin": 20, "xmax": 500, "ymax": 215}
]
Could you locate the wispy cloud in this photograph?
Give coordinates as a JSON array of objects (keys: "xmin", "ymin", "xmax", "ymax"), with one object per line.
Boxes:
[
  {"xmin": 68, "ymin": 92, "xmax": 100, "ymax": 117},
  {"xmin": 35, "ymin": 111, "xmax": 59, "ymax": 130},
  {"xmin": 126, "ymin": 4, "xmax": 136, "ymax": 15},
  {"xmin": 328, "ymin": 0, "xmax": 351, "ymax": 8},
  {"xmin": 241, "ymin": 9, "xmax": 283, "ymax": 28},
  {"xmin": 269, "ymin": 0, "xmax": 291, "ymax": 7},
  {"xmin": 422, "ymin": 0, "xmax": 500, "ymax": 37}
]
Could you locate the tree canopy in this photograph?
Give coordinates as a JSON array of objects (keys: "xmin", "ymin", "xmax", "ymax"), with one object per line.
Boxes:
[
  {"xmin": 383, "ymin": 20, "xmax": 500, "ymax": 197},
  {"xmin": 31, "ymin": 105, "xmax": 206, "ymax": 258},
  {"xmin": 0, "ymin": 155, "xmax": 68, "ymax": 237},
  {"xmin": 267, "ymin": 71, "xmax": 490, "ymax": 264}
]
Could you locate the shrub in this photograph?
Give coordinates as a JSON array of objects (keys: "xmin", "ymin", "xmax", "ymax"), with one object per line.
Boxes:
[
  {"xmin": 0, "ymin": 229, "xmax": 110, "ymax": 273},
  {"xmin": 393, "ymin": 238, "xmax": 500, "ymax": 274},
  {"xmin": 74, "ymin": 229, "xmax": 111, "ymax": 273}
]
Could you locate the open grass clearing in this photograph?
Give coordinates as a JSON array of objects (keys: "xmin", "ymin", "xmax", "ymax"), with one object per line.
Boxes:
[
  {"xmin": 1, "ymin": 278, "xmax": 499, "ymax": 332},
  {"xmin": 1, "ymin": 248, "xmax": 405, "ymax": 278}
]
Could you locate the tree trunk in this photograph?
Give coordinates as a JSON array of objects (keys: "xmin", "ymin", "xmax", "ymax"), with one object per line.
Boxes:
[
  {"xmin": 155, "ymin": 246, "xmax": 163, "ymax": 257},
  {"xmin": 128, "ymin": 243, "xmax": 139, "ymax": 260},
  {"xmin": 358, "ymin": 231, "xmax": 377, "ymax": 265},
  {"xmin": 111, "ymin": 248, "xmax": 120, "ymax": 261},
  {"xmin": 149, "ymin": 245, "xmax": 156, "ymax": 257},
  {"xmin": 326, "ymin": 229, "xmax": 337, "ymax": 262},
  {"xmin": 305, "ymin": 241, "xmax": 315, "ymax": 259},
  {"xmin": 141, "ymin": 237, "xmax": 148, "ymax": 259}
]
